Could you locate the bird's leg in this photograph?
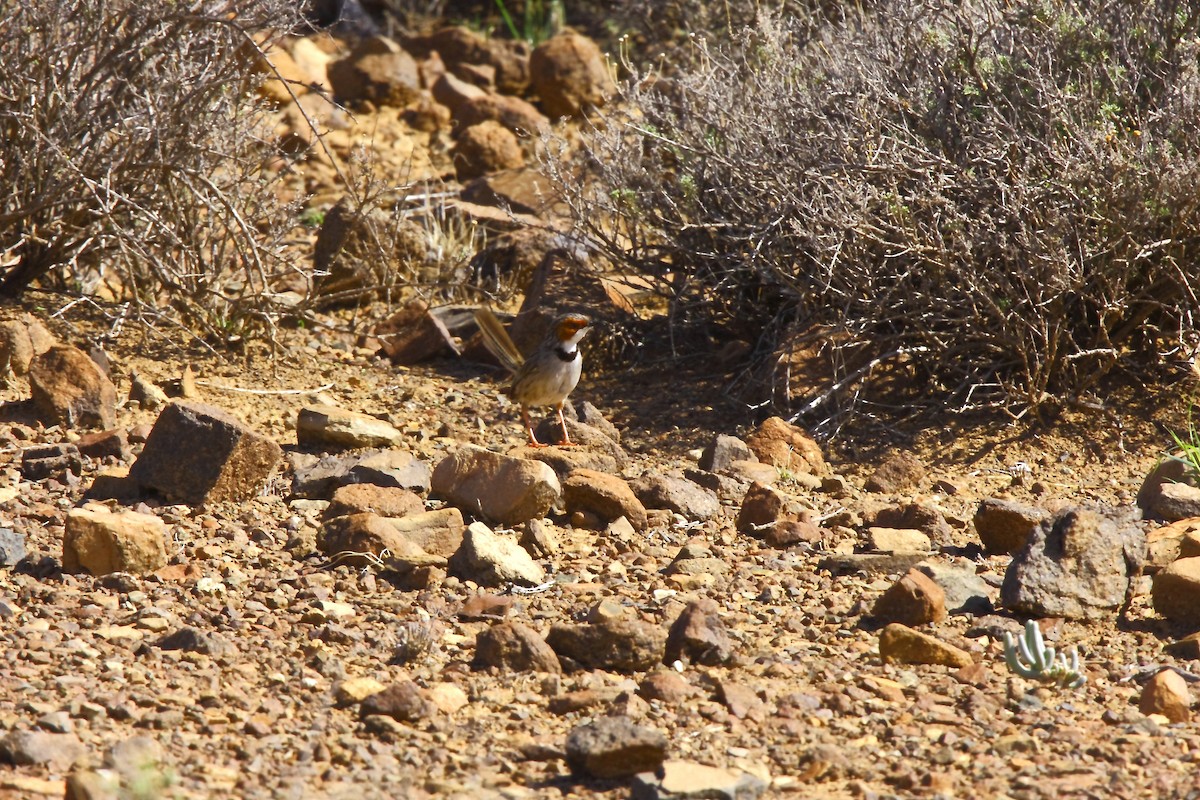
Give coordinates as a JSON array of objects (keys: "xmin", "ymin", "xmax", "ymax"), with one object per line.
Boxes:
[
  {"xmin": 556, "ymin": 402, "xmax": 578, "ymax": 447},
  {"xmin": 522, "ymin": 406, "xmax": 546, "ymax": 448}
]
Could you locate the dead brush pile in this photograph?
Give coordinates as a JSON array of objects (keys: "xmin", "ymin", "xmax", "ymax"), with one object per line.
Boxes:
[{"xmin": 558, "ymin": 0, "xmax": 1200, "ymax": 418}]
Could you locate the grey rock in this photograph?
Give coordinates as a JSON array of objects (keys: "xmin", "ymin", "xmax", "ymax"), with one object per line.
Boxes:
[
  {"xmin": 291, "ymin": 448, "xmax": 431, "ymax": 498},
  {"xmin": 156, "ymin": 627, "xmax": 236, "ymax": 657},
  {"xmin": 1001, "ymin": 505, "xmax": 1147, "ymax": 620},
  {"xmin": 917, "ymin": 562, "xmax": 996, "ymax": 615},
  {"xmin": 21, "ymin": 442, "xmax": 82, "ymax": 480},
  {"xmin": 633, "ymin": 474, "xmax": 720, "ymax": 522},
  {"xmin": 1151, "ymin": 482, "xmax": 1200, "ymax": 522},
  {"xmin": 0, "ymin": 527, "xmax": 27, "ymax": 567},
  {"xmin": 565, "ymin": 716, "xmax": 667, "ymax": 779},
  {"xmin": 632, "ymin": 759, "xmax": 768, "ymax": 800},
  {"xmin": 448, "ymin": 521, "xmax": 546, "ymax": 587},
  {"xmin": 699, "ymin": 434, "xmax": 754, "ymax": 473}
]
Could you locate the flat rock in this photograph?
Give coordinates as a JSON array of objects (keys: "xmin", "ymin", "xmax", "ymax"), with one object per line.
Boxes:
[
  {"xmin": 546, "ymin": 617, "xmax": 666, "ymax": 673},
  {"xmin": 516, "ymin": 443, "xmax": 620, "ymax": 478},
  {"xmin": 359, "ymin": 681, "xmax": 434, "ymax": 722},
  {"xmin": 326, "ymin": 483, "xmax": 424, "ymax": 518},
  {"xmin": 664, "ymin": 598, "xmax": 735, "ymax": 666},
  {"xmin": 128, "ymin": 401, "xmax": 281, "ymax": 505},
  {"xmin": 1138, "ymin": 456, "xmax": 1198, "ymax": 520},
  {"xmin": 28, "ymin": 344, "xmax": 116, "ymax": 429},
  {"xmin": 818, "ymin": 552, "xmax": 928, "ymax": 576},
  {"xmin": 872, "ymin": 568, "xmax": 947, "ymax": 626},
  {"xmin": 878, "ymin": 623, "xmax": 973, "ymax": 667},
  {"xmin": 1001, "ymin": 506, "xmax": 1146, "ymax": 620},
  {"xmin": 292, "ymin": 449, "xmax": 432, "ymax": 498},
  {"xmin": 565, "ymin": 716, "xmax": 667, "ymax": 779},
  {"xmin": 917, "ymin": 562, "xmax": 995, "ymax": 615},
  {"xmin": 865, "ymin": 527, "xmax": 931, "ymax": 553},
  {"xmin": 1152, "ymin": 482, "xmax": 1200, "ymax": 522},
  {"xmin": 319, "ymin": 509, "xmax": 464, "ymax": 562},
  {"xmin": 296, "ymin": 404, "xmax": 404, "ymax": 449},
  {"xmin": 632, "ymin": 759, "xmax": 768, "ymax": 800},
  {"xmin": 867, "ymin": 502, "xmax": 954, "ymax": 545},
  {"xmin": 0, "ymin": 730, "xmax": 86, "ymax": 769},
  {"xmin": 632, "ymin": 474, "xmax": 720, "ymax": 522},
  {"xmin": 432, "ymin": 445, "xmax": 561, "ymax": 525},
  {"xmin": 63, "ymin": 505, "xmax": 168, "ymax": 575},
  {"xmin": 975, "ymin": 497, "xmax": 1049, "ymax": 555},
  {"xmin": 1148, "ymin": 517, "xmax": 1200, "ymax": 567},
  {"xmin": 473, "ymin": 621, "xmax": 561, "ymax": 673},
  {"xmin": 563, "ymin": 469, "xmax": 648, "ymax": 530},
  {"xmin": 447, "ymin": 521, "xmax": 546, "ymax": 587}
]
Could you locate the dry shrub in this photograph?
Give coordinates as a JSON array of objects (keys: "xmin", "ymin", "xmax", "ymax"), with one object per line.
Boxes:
[
  {"xmin": 554, "ymin": 0, "xmax": 1200, "ymax": 417},
  {"xmin": 0, "ymin": 0, "xmax": 304, "ymax": 343}
]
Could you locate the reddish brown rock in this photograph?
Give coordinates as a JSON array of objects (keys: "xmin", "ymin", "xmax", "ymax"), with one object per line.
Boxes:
[
  {"xmin": 327, "ymin": 36, "xmax": 421, "ymax": 108},
  {"xmin": 745, "ymin": 416, "xmax": 827, "ymax": 476},
  {"xmin": 664, "ymin": 598, "xmax": 735, "ymax": 666},
  {"xmin": 473, "ymin": 622, "xmax": 561, "ymax": 674},
  {"xmin": 865, "ymin": 451, "xmax": 927, "ymax": 493},
  {"xmin": 28, "ymin": 344, "xmax": 117, "ymax": 430},
  {"xmin": 453, "ymin": 120, "xmax": 525, "ymax": 180},
  {"xmin": 872, "ymin": 568, "xmax": 948, "ymax": 626},
  {"xmin": 563, "ymin": 469, "xmax": 648, "ymax": 531},
  {"xmin": 529, "ymin": 31, "xmax": 615, "ymax": 118},
  {"xmin": 735, "ymin": 482, "xmax": 791, "ymax": 535},
  {"xmin": 1139, "ymin": 669, "xmax": 1191, "ymax": 723}
]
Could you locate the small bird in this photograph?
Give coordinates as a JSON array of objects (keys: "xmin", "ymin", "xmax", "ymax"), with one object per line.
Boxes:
[{"xmin": 474, "ymin": 306, "xmax": 591, "ymax": 447}]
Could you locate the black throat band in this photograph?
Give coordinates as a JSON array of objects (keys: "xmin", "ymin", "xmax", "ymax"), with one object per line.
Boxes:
[{"xmin": 554, "ymin": 347, "xmax": 578, "ymax": 363}]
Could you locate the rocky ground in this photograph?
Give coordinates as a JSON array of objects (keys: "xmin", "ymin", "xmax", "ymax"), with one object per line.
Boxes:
[{"xmin": 5, "ymin": 14, "xmax": 1200, "ymax": 800}]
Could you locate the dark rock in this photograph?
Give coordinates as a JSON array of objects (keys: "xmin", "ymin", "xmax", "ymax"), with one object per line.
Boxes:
[
  {"xmin": 735, "ymin": 482, "xmax": 791, "ymax": 535},
  {"xmin": 156, "ymin": 627, "xmax": 236, "ymax": 657},
  {"xmin": 128, "ymin": 401, "xmax": 281, "ymax": 505},
  {"xmin": 473, "ymin": 622, "xmax": 561, "ymax": 673},
  {"xmin": 0, "ymin": 528, "xmax": 26, "ymax": 566},
  {"xmin": 699, "ymin": 435, "xmax": 754, "ymax": 473},
  {"xmin": 21, "ymin": 442, "xmax": 81, "ymax": 481},
  {"xmin": 529, "ymin": 31, "xmax": 615, "ymax": 118},
  {"xmin": 867, "ymin": 502, "xmax": 954, "ymax": 546},
  {"xmin": 564, "ymin": 716, "xmax": 667, "ymax": 779}
]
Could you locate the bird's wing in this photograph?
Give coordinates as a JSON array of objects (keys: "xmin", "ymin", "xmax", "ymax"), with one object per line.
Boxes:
[{"xmin": 474, "ymin": 307, "xmax": 525, "ymax": 374}]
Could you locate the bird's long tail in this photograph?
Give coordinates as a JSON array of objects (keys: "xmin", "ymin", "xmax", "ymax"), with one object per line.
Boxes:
[{"xmin": 474, "ymin": 307, "xmax": 525, "ymax": 374}]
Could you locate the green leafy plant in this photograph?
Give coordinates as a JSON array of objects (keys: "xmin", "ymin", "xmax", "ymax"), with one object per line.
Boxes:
[
  {"xmin": 1003, "ymin": 620, "xmax": 1086, "ymax": 689},
  {"xmin": 1167, "ymin": 404, "xmax": 1200, "ymax": 477}
]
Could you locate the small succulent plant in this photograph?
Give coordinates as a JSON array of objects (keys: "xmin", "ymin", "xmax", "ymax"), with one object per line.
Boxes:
[{"xmin": 1003, "ymin": 620, "xmax": 1086, "ymax": 689}]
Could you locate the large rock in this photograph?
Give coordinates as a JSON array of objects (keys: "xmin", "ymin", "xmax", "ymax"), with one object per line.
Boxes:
[
  {"xmin": 403, "ymin": 26, "xmax": 531, "ymax": 95},
  {"xmin": 975, "ymin": 498, "xmax": 1049, "ymax": 555},
  {"xmin": 878, "ymin": 623, "xmax": 972, "ymax": 667},
  {"xmin": 453, "ymin": 120, "xmax": 525, "ymax": 180},
  {"xmin": 319, "ymin": 508, "xmax": 464, "ymax": 561},
  {"xmin": 1000, "ymin": 506, "xmax": 1146, "ymax": 620},
  {"xmin": 632, "ymin": 474, "xmax": 720, "ymax": 522},
  {"xmin": 454, "ymin": 94, "xmax": 549, "ymax": 138},
  {"xmin": 546, "ymin": 618, "xmax": 667, "ymax": 673},
  {"xmin": 864, "ymin": 451, "xmax": 926, "ymax": 493},
  {"xmin": 62, "ymin": 505, "xmax": 168, "ymax": 575},
  {"xmin": 292, "ymin": 449, "xmax": 431, "ymax": 498},
  {"xmin": 447, "ymin": 521, "xmax": 546, "ymax": 587},
  {"xmin": 563, "ymin": 469, "xmax": 648, "ymax": 530},
  {"xmin": 735, "ymin": 482, "xmax": 792, "ymax": 535},
  {"xmin": 1152, "ymin": 557, "xmax": 1200, "ymax": 625},
  {"xmin": 565, "ymin": 716, "xmax": 667, "ymax": 779},
  {"xmin": 296, "ymin": 404, "xmax": 404, "ymax": 449},
  {"xmin": 327, "ymin": 35, "xmax": 421, "ymax": 107},
  {"xmin": 0, "ymin": 730, "xmax": 86, "ymax": 769},
  {"xmin": 1138, "ymin": 456, "xmax": 1198, "ymax": 520},
  {"xmin": 699, "ymin": 434, "xmax": 755, "ymax": 473},
  {"xmin": 28, "ymin": 344, "xmax": 117, "ymax": 429},
  {"xmin": 745, "ymin": 416, "xmax": 827, "ymax": 476},
  {"xmin": 431, "ymin": 445, "xmax": 561, "ymax": 525},
  {"xmin": 128, "ymin": 401, "xmax": 281, "ymax": 505},
  {"xmin": 528, "ymin": 31, "xmax": 615, "ymax": 118},
  {"xmin": 1139, "ymin": 668, "xmax": 1191, "ymax": 723},
  {"xmin": 473, "ymin": 621, "xmax": 561, "ymax": 674},
  {"xmin": 872, "ymin": 568, "xmax": 947, "ymax": 626}
]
